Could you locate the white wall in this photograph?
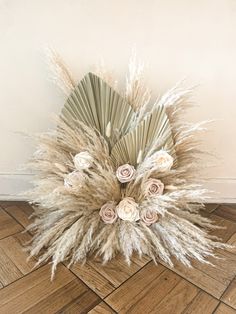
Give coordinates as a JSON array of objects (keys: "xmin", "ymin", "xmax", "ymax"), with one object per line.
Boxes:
[{"xmin": 0, "ymin": 0, "xmax": 235, "ymax": 202}]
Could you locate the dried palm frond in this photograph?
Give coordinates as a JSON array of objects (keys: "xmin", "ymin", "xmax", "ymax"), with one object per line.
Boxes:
[
  {"xmin": 110, "ymin": 105, "xmax": 175, "ymax": 166},
  {"xmin": 61, "ymin": 72, "xmax": 135, "ymax": 148}
]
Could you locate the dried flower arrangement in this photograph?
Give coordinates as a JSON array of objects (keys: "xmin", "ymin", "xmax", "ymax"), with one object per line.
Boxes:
[{"xmin": 25, "ymin": 51, "xmax": 229, "ymax": 278}]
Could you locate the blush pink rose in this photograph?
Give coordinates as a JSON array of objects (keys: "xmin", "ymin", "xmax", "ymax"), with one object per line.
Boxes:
[
  {"xmin": 99, "ymin": 201, "xmax": 118, "ymax": 224},
  {"xmin": 140, "ymin": 209, "xmax": 159, "ymax": 226},
  {"xmin": 144, "ymin": 178, "xmax": 164, "ymax": 197},
  {"xmin": 116, "ymin": 164, "xmax": 136, "ymax": 183}
]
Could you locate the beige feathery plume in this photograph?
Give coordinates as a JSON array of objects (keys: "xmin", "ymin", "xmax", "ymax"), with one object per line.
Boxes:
[
  {"xmin": 94, "ymin": 59, "xmax": 118, "ymax": 89},
  {"xmin": 45, "ymin": 47, "xmax": 76, "ymax": 95},
  {"xmin": 125, "ymin": 52, "xmax": 151, "ymax": 112}
]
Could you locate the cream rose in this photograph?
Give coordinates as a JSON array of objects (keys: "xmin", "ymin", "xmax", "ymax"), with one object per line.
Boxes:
[
  {"xmin": 64, "ymin": 171, "xmax": 84, "ymax": 189},
  {"xmin": 116, "ymin": 164, "xmax": 136, "ymax": 183},
  {"xmin": 153, "ymin": 150, "xmax": 173, "ymax": 172},
  {"xmin": 144, "ymin": 178, "xmax": 164, "ymax": 197},
  {"xmin": 116, "ymin": 197, "xmax": 140, "ymax": 222},
  {"xmin": 73, "ymin": 151, "xmax": 93, "ymax": 170},
  {"xmin": 141, "ymin": 209, "xmax": 159, "ymax": 226},
  {"xmin": 99, "ymin": 201, "xmax": 118, "ymax": 224}
]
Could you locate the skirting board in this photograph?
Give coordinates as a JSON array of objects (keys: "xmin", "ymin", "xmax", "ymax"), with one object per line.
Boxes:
[
  {"xmin": 0, "ymin": 173, "xmax": 34, "ymax": 201},
  {"xmin": 0, "ymin": 173, "xmax": 235, "ymax": 203}
]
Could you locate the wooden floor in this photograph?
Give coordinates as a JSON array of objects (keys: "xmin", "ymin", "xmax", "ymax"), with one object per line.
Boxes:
[{"xmin": 0, "ymin": 203, "xmax": 235, "ymax": 314}]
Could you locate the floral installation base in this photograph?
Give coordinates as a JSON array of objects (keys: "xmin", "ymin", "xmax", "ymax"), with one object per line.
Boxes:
[{"xmin": 25, "ymin": 51, "xmax": 230, "ymax": 278}]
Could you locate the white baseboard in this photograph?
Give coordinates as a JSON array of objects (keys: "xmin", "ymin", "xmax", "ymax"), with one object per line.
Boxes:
[
  {"xmin": 0, "ymin": 173, "xmax": 235, "ymax": 203},
  {"xmin": 204, "ymin": 178, "xmax": 236, "ymax": 203},
  {"xmin": 0, "ymin": 173, "xmax": 33, "ymax": 201}
]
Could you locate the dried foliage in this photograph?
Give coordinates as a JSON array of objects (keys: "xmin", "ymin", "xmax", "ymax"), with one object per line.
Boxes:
[
  {"xmin": 25, "ymin": 55, "xmax": 230, "ymax": 278},
  {"xmin": 45, "ymin": 47, "xmax": 76, "ymax": 95}
]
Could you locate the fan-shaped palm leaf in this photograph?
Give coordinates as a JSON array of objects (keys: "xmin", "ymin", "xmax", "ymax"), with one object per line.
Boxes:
[
  {"xmin": 110, "ymin": 105, "xmax": 175, "ymax": 166},
  {"xmin": 61, "ymin": 72, "xmax": 134, "ymax": 147}
]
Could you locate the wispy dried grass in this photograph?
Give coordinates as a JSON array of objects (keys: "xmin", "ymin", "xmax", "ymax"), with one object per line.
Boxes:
[
  {"xmin": 94, "ymin": 59, "xmax": 118, "ymax": 90},
  {"xmin": 45, "ymin": 47, "xmax": 76, "ymax": 95},
  {"xmin": 125, "ymin": 53, "xmax": 151, "ymax": 112}
]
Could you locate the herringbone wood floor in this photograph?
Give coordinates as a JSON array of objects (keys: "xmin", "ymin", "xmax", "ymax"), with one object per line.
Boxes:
[{"xmin": 0, "ymin": 202, "xmax": 235, "ymax": 314}]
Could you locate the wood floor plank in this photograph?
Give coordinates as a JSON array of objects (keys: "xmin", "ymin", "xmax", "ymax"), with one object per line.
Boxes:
[
  {"xmin": 71, "ymin": 254, "xmax": 150, "ymax": 298},
  {"xmin": 70, "ymin": 261, "xmax": 115, "ymax": 298},
  {"xmin": 89, "ymin": 301, "xmax": 116, "ymax": 313},
  {"xmin": 56, "ymin": 289, "xmax": 101, "ymax": 314},
  {"xmin": 88, "ymin": 254, "xmax": 149, "ymax": 288},
  {"xmin": 0, "ymin": 231, "xmax": 36, "ymax": 275},
  {"xmin": 214, "ymin": 303, "xmax": 236, "ymax": 314},
  {"xmin": 0, "ymin": 201, "xmax": 25, "ymax": 209},
  {"xmin": 0, "ymin": 209, "xmax": 23, "ymax": 239},
  {"xmin": 159, "ymin": 248, "xmax": 236, "ymax": 299},
  {"xmin": 208, "ymin": 213, "xmax": 236, "ymax": 242},
  {"xmin": 227, "ymin": 233, "xmax": 236, "ymax": 254},
  {"xmin": 4, "ymin": 203, "xmax": 33, "ymax": 228},
  {"xmin": 221, "ymin": 278, "xmax": 236, "ymax": 309},
  {"xmin": 25, "ymin": 279, "xmax": 100, "ymax": 314},
  {"xmin": 158, "ymin": 211, "xmax": 236, "ymax": 299},
  {"xmin": 0, "ymin": 264, "xmax": 73, "ymax": 307},
  {"xmin": 0, "ymin": 246, "xmax": 23, "ymax": 286},
  {"xmin": 105, "ymin": 263, "xmax": 182, "ymax": 313},
  {"xmin": 151, "ymin": 280, "xmax": 199, "ymax": 314},
  {"xmin": 214, "ymin": 204, "xmax": 236, "ymax": 223},
  {"xmin": 204, "ymin": 203, "xmax": 220, "ymax": 213},
  {"xmin": 0, "ymin": 263, "xmax": 99, "ymax": 313},
  {"xmin": 183, "ymin": 290, "xmax": 219, "ymax": 314},
  {"xmin": 131, "ymin": 253, "xmax": 151, "ymax": 267}
]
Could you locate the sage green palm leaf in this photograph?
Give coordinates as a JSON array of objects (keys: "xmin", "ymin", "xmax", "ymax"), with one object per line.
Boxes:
[
  {"xmin": 110, "ymin": 105, "xmax": 175, "ymax": 166},
  {"xmin": 61, "ymin": 72, "xmax": 134, "ymax": 146}
]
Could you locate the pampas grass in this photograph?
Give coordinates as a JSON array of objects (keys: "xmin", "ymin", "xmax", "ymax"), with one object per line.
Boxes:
[
  {"xmin": 45, "ymin": 47, "xmax": 76, "ymax": 95},
  {"xmin": 24, "ymin": 54, "xmax": 231, "ymax": 278}
]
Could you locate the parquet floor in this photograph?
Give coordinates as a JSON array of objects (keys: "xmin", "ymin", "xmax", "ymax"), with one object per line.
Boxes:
[{"xmin": 0, "ymin": 202, "xmax": 235, "ymax": 314}]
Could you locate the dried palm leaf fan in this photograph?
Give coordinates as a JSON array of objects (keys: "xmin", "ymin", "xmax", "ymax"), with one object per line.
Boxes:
[{"xmin": 25, "ymin": 50, "xmax": 229, "ymax": 278}]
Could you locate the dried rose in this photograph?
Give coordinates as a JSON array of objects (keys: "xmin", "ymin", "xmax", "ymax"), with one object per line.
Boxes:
[
  {"xmin": 64, "ymin": 171, "xmax": 84, "ymax": 189},
  {"xmin": 99, "ymin": 201, "xmax": 118, "ymax": 224},
  {"xmin": 144, "ymin": 178, "xmax": 164, "ymax": 197},
  {"xmin": 140, "ymin": 209, "xmax": 159, "ymax": 226},
  {"xmin": 73, "ymin": 151, "xmax": 93, "ymax": 170},
  {"xmin": 152, "ymin": 150, "xmax": 173, "ymax": 172},
  {"xmin": 116, "ymin": 197, "xmax": 140, "ymax": 222},
  {"xmin": 116, "ymin": 164, "xmax": 136, "ymax": 183}
]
